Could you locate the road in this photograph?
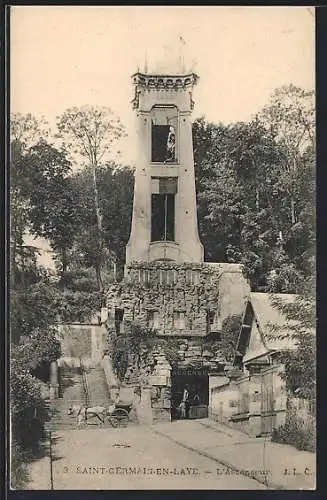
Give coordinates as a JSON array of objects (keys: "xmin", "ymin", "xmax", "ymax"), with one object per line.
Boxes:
[{"xmin": 51, "ymin": 424, "xmax": 267, "ymax": 490}]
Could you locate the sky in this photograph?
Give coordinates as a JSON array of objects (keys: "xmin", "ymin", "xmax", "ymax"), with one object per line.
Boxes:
[
  {"xmin": 11, "ymin": 6, "xmax": 314, "ymax": 264},
  {"xmin": 11, "ymin": 6, "xmax": 315, "ymax": 165}
]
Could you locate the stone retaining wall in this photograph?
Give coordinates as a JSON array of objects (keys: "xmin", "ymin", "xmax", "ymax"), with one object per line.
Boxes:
[
  {"xmin": 57, "ymin": 323, "xmax": 107, "ymax": 364},
  {"xmin": 107, "ymin": 262, "xmax": 223, "ymax": 337}
]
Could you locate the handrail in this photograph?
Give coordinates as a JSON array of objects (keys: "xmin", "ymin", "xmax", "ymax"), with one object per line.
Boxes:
[{"xmin": 79, "ymin": 358, "xmax": 90, "ymax": 407}]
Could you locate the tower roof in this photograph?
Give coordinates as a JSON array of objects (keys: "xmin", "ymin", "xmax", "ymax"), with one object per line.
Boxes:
[{"xmin": 141, "ymin": 37, "xmax": 195, "ymax": 76}]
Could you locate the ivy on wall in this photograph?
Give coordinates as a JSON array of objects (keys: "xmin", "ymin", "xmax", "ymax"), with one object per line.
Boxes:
[
  {"xmin": 109, "ymin": 321, "xmax": 231, "ymax": 385},
  {"xmin": 111, "ymin": 323, "xmax": 181, "ymax": 383}
]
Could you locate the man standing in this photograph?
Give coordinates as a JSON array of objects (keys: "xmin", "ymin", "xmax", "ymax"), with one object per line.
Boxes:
[{"xmin": 179, "ymin": 386, "xmax": 190, "ymax": 419}]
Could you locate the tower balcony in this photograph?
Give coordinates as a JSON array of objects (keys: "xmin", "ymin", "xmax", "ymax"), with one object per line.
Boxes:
[{"xmin": 149, "ymin": 241, "xmax": 180, "ymax": 262}]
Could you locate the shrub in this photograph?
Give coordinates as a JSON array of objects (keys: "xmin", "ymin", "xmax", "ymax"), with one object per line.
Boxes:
[
  {"xmin": 10, "ymin": 440, "xmax": 29, "ymax": 490},
  {"xmin": 271, "ymin": 407, "xmax": 316, "ymax": 452}
]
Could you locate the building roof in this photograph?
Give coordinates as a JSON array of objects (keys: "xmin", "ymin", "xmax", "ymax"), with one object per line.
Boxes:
[
  {"xmin": 235, "ymin": 292, "xmax": 312, "ymax": 364},
  {"xmin": 249, "ymin": 292, "xmax": 299, "ymax": 352}
]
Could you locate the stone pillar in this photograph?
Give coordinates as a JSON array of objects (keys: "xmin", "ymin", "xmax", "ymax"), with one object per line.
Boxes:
[
  {"xmin": 248, "ymin": 374, "xmax": 262, "ymax": 436},
  {"xmin": 49, "ymin": 360, "xmax": 59, "ymax": 400},
  {"xmin": 137, "ymin": 386, "xmax": 153, "ymax": 425}
]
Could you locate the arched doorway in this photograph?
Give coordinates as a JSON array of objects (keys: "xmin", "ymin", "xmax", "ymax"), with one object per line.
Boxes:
[{"xmin": 171, "ymin": 369, "xmax": 209, "ymax": 420}]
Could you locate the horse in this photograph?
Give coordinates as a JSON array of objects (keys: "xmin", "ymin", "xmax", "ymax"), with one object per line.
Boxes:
[{"xmin": 67, "ymin": 405, "xmax": 107, "ymax": 426}]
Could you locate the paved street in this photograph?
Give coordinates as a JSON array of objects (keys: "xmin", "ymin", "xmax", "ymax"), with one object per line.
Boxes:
[
  {"xmin": 50, "ymin": 424, "xmax": 266, "ymax": 490},
  {"xmin": 26, "ymin": 419, "xmax": 315, "ymax": 490}
]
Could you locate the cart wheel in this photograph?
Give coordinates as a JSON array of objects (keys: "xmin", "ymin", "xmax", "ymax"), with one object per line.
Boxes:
[{"xmin": 110, "ymin": 408, "xmax": 129, "ymax": 428}]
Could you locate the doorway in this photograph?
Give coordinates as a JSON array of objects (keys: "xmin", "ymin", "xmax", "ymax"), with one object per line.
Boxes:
[{"xmin": 171, "ymin": 371, "xmax": 209, "ymax": 421}]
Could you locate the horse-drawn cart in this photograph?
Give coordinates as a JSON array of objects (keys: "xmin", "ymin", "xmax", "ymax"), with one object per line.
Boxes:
[
  {"xmin": 108, "ymin": 402, "xmax": 132, "ymax": 428},
  {"xmin": 67, "ymin": 401, "xmax": 133, "ymax": 428}
]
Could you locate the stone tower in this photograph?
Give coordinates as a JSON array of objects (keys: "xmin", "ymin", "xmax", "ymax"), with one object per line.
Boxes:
[
  {"xmin": 105, "ymin": 64, "xmax": 251, "ymax": 423},
  {"xmin": 125, "ymin": 71, "xmax": 204, "ymax": 266}
]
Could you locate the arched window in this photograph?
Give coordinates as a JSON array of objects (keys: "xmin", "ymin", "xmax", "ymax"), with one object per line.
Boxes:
[{"xmin": 151, "ymin": 106, "xmax": 178, "ymax": 163}]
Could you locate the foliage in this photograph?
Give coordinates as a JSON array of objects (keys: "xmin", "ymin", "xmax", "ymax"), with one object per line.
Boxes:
[
  {"xmin": 12, "ymin": 281, "xmax": 103, "ymax": 337},
  {"xmin": 56, "ymin": 105, "xmax": 125, "ymax": 165},
  {"xmin": 259, "ymin": 84, "xmax": 315, "ymax": 279},
  {"xmin": 10, "ymin": 132, "xmax": 80, "ymax": 279},
  {"xmin": 193, "ymin": 85, "xmax": 315, "ymax": 292},
  {"xmin": 220, "ymin": 314, "xmax": 243, "ymax": 362},
  {"xmin": 10, "ymin": 114, "xmax": 54, "ymax": 286},
  {"xmin": 13, "ymin": 330, "xmax": 61, "ymax": 371},
  {"xmin": 10, "ymin": 112, "xmax": 50, "ymax": 148},
  {"xmin": 271, "ymin": 406, "xmax": 316, "ymax": 453},
  {"xmin": 111, "ymin": 323, "xmax": 185, "ymax": 381},
  {"xmin": 58, "ymin": 268, "xmax": 100, "ymax": 292},
  {"xmin": 280, "ymin": 333, "xmax": 316, "ymax": 400},
  {"xmin": 99, "ymin": 164, "xmax": 134, "ymax": 266},
  {"xmin": 10, "ymin": 112, "xmax": 133, "ymax": 288},
  {"xmin": 11, "ymin": 275, "xmax": 57, "ymax": 344},
  {"xmin": 69, "ymin": 163, "xmax": 134, "ymax": 274},
  {"xmin": 270, "ymin": 293, "xmax": 316, "ymax": 400},
  {"xmin": 10, "ymin": 112, "xmax": 123, "ymax": 485},
  {"xmin": 51, "ymin": 288, "xmax": 103, "ymax": 323},
  {"xmin": 57, "ymin": 106, "xmax": 127, "ymax": 290},
  {"xmin": 260, "ymin": 84, "xmax": 315, "ymax": 155},
  {"xmin": 10, "ymin": 440, "xmax": 30, "ymax": 489},
  {"xmin": 156, "ymin": 338, "xmax": 182, "ymax": 369},
  {"xmin": 10, "ymin": 353, "xmax": 49, "ymax": 454},
  {"xmin": 111, "ymin": 323, "xmax": 156, "ymax": 381}
]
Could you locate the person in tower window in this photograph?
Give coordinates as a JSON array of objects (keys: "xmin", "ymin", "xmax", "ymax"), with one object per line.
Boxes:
[{"xmin": 165, "ymin": 126, "xmax": 176, "ymax": 162}]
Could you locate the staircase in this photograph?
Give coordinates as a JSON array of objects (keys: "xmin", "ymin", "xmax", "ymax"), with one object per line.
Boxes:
[
  {"xmin": 49, "ymin": 364, "xmax": 111, "ymax": 430},
  {"xmin": 85, "ymin": 365, "xmax": 111, "ymax": 406}
]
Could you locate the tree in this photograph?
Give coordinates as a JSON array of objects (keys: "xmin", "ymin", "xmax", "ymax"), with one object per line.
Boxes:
[
  {"xmin": 260, "ymin": 84, "xmax": 315, "ymax": 226},
  {"xmin": 193, "ymin": 118, "xmax": 244, "ymax": 262},
  {"xmin": 270, "ymin": 291, "xmax": 315, "ymax": 400},
  {"xmin": 193, "ymin": 117, "xmax": 286, "ymax": 288},
  {"xmin": 99, "ymin": 164, "xmax": 134, "ymax": 267},
  {"xmin": 193, "ymin": 85, "xmax": 315, "ymax": 292},
  {"xmin": 57, "ymin": 106, "xmax": 126, "ymax": 290},
  {"xmin": 19, "ymin": 140, "xmax": 82, "ymax": 275},
  {"xmin": 10, "ymin": 113, "xmax": 49, "ymax": 149},
  {"xmin": 67, "ymin": 162, "xmax": 133, "ymax": 284},
  {"xmin": 10, "ymin": 114, "xmax": 49, "ymax": 287}
]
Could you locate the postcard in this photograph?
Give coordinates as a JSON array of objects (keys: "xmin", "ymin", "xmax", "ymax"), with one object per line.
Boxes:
[{"xmin": 9, "ymin": 5, "xmax": 316, "ymax": 491}]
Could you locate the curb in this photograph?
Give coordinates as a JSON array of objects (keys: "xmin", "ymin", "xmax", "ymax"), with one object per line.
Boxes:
[{"xmin": 151, "ymin": 427, "xmax": 286, "ymax": 490}]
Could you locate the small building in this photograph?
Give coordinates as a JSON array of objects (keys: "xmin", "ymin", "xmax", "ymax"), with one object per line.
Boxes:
[{"xmin": 209, "ymin": 293, "xmax": 309, "ymax": 437}]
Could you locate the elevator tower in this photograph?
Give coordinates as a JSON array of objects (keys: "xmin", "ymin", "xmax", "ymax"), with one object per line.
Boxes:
[{"xmin": 125, "ymin": 71, "xmax": 204, "ymax": 265}]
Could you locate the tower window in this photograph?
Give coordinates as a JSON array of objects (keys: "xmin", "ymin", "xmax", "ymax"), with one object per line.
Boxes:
[
  {"xmin": 151, "ymin": 177, "xmax": 177, "ymax": 242},
  {"xmin": 152, "ymin": 124, "xmax": 176, "ymax": 163},
  {"xmin": 151, "ymin": 194, "xmax": 175, "ymax": 242}
]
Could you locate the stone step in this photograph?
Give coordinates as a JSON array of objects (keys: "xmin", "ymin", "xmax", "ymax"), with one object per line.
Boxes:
[{"xmin": 50, "ymin": 365, "xmax": 113, "ymax": 430}]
